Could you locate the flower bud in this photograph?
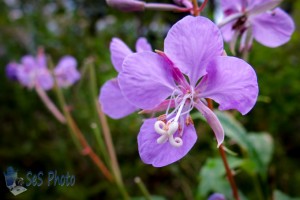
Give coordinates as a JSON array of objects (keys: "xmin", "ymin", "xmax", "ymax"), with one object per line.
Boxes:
[
  {"xmin": 106, "ymin": 0, "xmax": 145, "ymax": 12},
  {"xmin": 208, "ymin": 193, "xmax": 226, "ymax": 200},
  {"xmin": 173, "ymin": 0, "xmax": 193, "ymax": 9}
]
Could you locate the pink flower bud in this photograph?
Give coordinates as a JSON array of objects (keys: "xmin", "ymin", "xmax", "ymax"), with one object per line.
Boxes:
[{"xmin": 106, "ymin": 0, "xmax": 145, "ymax": 12}]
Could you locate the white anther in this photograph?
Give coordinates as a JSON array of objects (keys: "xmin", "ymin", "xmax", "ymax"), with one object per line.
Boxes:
[
  {"xmin": 154, "ymin": 120, "xmax": 167, "ymax": 135},
  {"xmin": 169, "ymin": 136, "xmax": 183, "ymax": 147}
]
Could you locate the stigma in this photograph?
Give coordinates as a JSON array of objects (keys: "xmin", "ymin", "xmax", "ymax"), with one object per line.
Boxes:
[
  {"xmin": 153, "ymin": 88, "xmax": 196, "ymax": 147},
  {"xmin": 154, "ymin": 120, "xmax": 183, "ymax": 147}
]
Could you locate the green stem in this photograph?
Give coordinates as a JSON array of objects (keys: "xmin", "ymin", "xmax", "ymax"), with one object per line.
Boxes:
[
  {"xmin": 253, "ymin": 175, "xmax": 265, "ymax": 200},
  {"xmin": 49, "ymin": 56, "xmax": 113, "ymax": 181},
  {"xmin": 87, "ymin": 59, "xmax": 110, "ymax": 167},
  {"xmin": 90, "ymin": 122, "xmax": 110, "ymax": 167},
  {"xmin": 88, "ymin": 59, "xmax": 130, "ymax": 199},
  {"xmin": 55, "ymin": 83, "xmax": 113, "ymax": 181},
  {"xmin": 134, "ymin": 177, "xmax": 152, "ymax": 200}
]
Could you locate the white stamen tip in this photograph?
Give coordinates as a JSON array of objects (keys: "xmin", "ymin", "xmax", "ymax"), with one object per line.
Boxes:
[
  {"xmin": 167, "ymin": 121, "xmax": 179, "ymax": 136},
  {"xmin": 154, "ymin": 120, "xmax": 167, "ymax": 135},
  {"xmin": 169, "ymin": 136, "xmax": 183, "ymax": 147}
]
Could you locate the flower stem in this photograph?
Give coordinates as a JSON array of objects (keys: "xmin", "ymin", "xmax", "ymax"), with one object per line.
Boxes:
[
  {"xmin": 219, "ymin": 144, "xmax": 240, "ymax": 200},
  {"xmin": 88, "ymin": 59, "xmax": 130, "ymax": 199},
  {"xmin": 134, "ymin": 177, "xmax": 152, "ymax": 200},
  {"xmin": 97, "ymin": 102, "xmax": 130, "ymax": 200},
  {"xmin": 55, "ymin": 84, "xmax": 113, "ymax": 181},
  {"xmin": 145, "ymin": 3, "xmax": 191, "ymax": 12},
  {"xmin": 192, "ymin": 0, "xmax": 199, "ymax": 16},
  {"xmin": 86, "ymin": 58, "xmax": 110, "ymax": 166},
  {"xmin": 198, "ymin": 0, "xmax": 209, "ymax": 14},
  {"xmin": 206, "ymin": 99, "xmax": 240, "ymax": 200},
  {"xmin": 51, "ymin": 68, "xmax": 113, "ymax": 181},
  {"xmin": 35, "ymin": 85, "xmax": 66, "ymax": 124}
]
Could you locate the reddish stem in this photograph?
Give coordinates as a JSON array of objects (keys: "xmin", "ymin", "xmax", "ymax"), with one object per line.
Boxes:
[
  {"xmin": 219, "ymin": 144, "xmax": 240, "ymax": 200},
  {"xmin": 198, "ymin": 0, "xmax": 209, "ymax": 14},
  {"xmin": 206, "ymin": 99, "xmax": 240, "ymax": 200},
  {"xmin": 66, "ymin": 107, "xmax": 113, "ymax": 181},
  {"xmin": 191, "ymin": 0, "xmax": 199, "ymax": 16}
]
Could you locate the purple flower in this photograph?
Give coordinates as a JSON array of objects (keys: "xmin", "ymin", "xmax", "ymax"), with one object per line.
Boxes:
[
  {"xmin": 99, "ymin": 37, "xmax": 152, "ymax": 119},
  {"xmin": 219, "ymin": 0, "xmax": 295, "ymax": 52},
  {"xmin": 15, "ymin": 50, "xmax": 54, "ymax": 90},
  {"xmin": 208, "ymin": 193, "xmax": 226, "ymax": 200},
  {"xmin": 118, "ymin": 16, "xmax": 258, "ymax": 167},
  {"xmin": 54, "ymin": 56, "xmax": 80, "ymax": 88},
  {"xmin": 6, "ymin": 62, "xmax": 19, "ymax": 81}
]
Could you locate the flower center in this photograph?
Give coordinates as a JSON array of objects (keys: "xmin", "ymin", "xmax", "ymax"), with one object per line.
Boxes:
[
  {"xmin": 232, "ymin": 15, "xmax": 248, "ymax": 32},
  {"xmin": 154, "ymin": 88, "xmax": 196, "ymax": 147}
]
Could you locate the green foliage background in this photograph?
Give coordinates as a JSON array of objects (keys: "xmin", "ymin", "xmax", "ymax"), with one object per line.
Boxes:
[{"xmin": 0, "ymin": 0, "xmax": 299, "ymax": 199}]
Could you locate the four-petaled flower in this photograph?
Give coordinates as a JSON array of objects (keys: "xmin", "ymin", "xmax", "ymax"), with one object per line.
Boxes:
[
  {"xmin": 6, "ymin": 49, "xmax": 80, "ymax": 90},
  {"xmin": 118, "ymin": 16, "xmax": 258, "ymax": 167},
  {"xmin": 9, "ymin": 49, "xmax": 54, "ymax": 90},
  {"xmin": 219, "ymin": 0, "xmax": 295, "ymax": 53},
  {"xmin": 99, "ymin": 37, "xmax": 152, "ymax": 119}
]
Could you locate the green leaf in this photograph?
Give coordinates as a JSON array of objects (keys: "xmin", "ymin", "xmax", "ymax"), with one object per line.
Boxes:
[
  {"xmin": 214, "ymin": 111, "xmax": 272, "ymax": 177},
  {"xmin": 247, "ymin": 132, "xmax": 274, "ymax": 168},
  {"xmin": 197, "ymin": 157, "xmax": 244, "ymax": 199},
  {"xmin": 214, "ymin": 111, "xmax": 249, "ymax": 150}
]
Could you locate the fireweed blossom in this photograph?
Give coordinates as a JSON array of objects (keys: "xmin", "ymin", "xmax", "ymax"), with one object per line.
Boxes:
[
  {"xmin": 54, "ymin": 56, "xmax": 80, "ymax": 88},
  {"xmin": 99, "ymin": 37, "xmax": 152, "ymax": 119},
  {"xmin": 7, "ymin": 50, "xmax": 54, "ymax": 90},
  {"xmin": 118, "ymin": 16, "xmax": 258, "ymax": 167},
  {"xmin": 218, "ymin": 0, "xmax": 295, "ymax": 52}
]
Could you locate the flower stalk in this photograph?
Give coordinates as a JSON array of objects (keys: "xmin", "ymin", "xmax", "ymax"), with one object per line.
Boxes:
[
  {"xmin": 207, "ymin": 99, "xmax": 240, "ymax": 200},
  {"xmin": 35, "ymin": 84, "xmax": 66, "ymax": 124},
  {"xmin": 192, "ymin": 0, "xmax": 199, "ymax": 16},
  {"xmin": 55, "ymin": 83, "xmax": 113, "ymax": 181},
  {"xmin": 48, "ymin": 56, "xmax": 113, "ymax": 181},
  {"xmin": 198, "ymin": 0, "xmax": 209, "ymax": 14},
  {"xmin": 134, "ymin": 177, "xmax": 152, "ymax": 200}
]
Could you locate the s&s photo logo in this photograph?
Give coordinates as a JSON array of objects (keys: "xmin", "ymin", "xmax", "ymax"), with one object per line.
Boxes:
[{"xmin": 3, "ymin": 166, "xmax": 27, "ymax": 196}]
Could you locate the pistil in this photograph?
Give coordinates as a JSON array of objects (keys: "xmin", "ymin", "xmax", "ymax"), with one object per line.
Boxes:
[{"xmin": 153, "ymin": 91, "xmax": 195, "ymax": 147}]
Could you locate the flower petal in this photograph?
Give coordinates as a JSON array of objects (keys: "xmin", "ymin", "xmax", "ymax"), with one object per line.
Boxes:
[
  {"xmin": 164, "ymin": 16, "xmax": 223, "ymax": 86},
  {"xmin": 110, "ymin": 37, "xmax": 133, "ymax": 72},
  {"xmin": 119, "ymin": 51, "xmax": 176, "ymax": 110},
  {"xmin": 54, "ymin": 56, "xmax": 80, "ymax": 88},
  {"xmin": 6, "ymin": 62, "xmax": 19, "ymax": 80},
  {"xmin": 21, "ymin": 55, "xmax": 36, "ymax": 69},
  {"xmin": 138, "ymin": 118, "xmax": 197, "ymax": 167},
  {"xmin": 36, "ymin": 68, "xmax": 54, "ymax": 90},
  {"xmin": 197, "ymin": 56, "xmax": 258, "ymax": 115},
  {"xmin": 221, "ymin": 0, "xmax": 246, "ymax": 14},
  {"xmin": 135, "ymin": 37, "xmax": 152, "ymax": 52},
  {"xmin": 220, "ymin": 21, "xmax": 237, "ymax": 42},
  {"xmin": 99, "ymin": 78, "xmax": 137, "ymax": 119},
  {"xmin": 251, "ymin": 8, "xmax": 295, "ymax": 47},
  {"xmin": 247, "ymin": 0, "xmax": 281, "ymax": 16},
  {"xmin": 195, "ymin": 101, "xmax": 224, "ymax": 147}
]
